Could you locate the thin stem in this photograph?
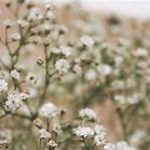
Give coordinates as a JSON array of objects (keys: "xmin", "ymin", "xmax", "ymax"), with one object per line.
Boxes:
[
  {"xmin": 46, "ymin": 118, "xmax": 50, "ymax": 131},
  {"xmin": 37, "ymin": 45, "xmax": 50, "ymax": 110},
  {"xmin": 82, "ymin": 137, "xmax": 88, "ymax": 150},
  {"xmin": 39, "ymin": 138, "xmax": 42, "ymax": 150}
]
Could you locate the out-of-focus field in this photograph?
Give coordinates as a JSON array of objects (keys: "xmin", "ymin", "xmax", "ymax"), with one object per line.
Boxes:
[{"xmin": 0, "ymin": 1, "xmax": 149, "ymax": 150}]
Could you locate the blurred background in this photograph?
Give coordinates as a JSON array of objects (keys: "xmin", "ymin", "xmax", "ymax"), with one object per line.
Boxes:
[{"xmin": 41, "ymin": 0, "xmax": 150, "ymax": 19}]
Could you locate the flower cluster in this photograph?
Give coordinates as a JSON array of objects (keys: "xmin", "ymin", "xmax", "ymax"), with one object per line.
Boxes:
[{"xmin": 0, "ymin": 0, "xmax": 148, "ymax": 150}]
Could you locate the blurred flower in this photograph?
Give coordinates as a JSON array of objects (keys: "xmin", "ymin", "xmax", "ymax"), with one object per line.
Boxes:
[
  {"xmin": 0, "ymin": 78, "xmax": 8, "ymax": 92},
  {"xmin": 80, "ymin": 35, "xmax": 94, "ymax": 47},
  {"xmin": 104, "ymin": 143, "xmax": 117, "ymax": 150},
  {"xmin": 5, "ymin": 91, "xmax": 23, "ymax": 112},
  {"xmin": 39, "ymin": 103, "xmax": 58, "ymax": 118},
  {"xmin": 39, "ymin": 129, "xmax": 51, "ymax": 139},
  {"xmin": 11, "ymin": 69, "xmax": 20, "ymax": 81},
  {"xmin": 79, "ymin": 108, "xmax": 97, "ymax": 120},
  {"xmin": 97, "ymin": 64, "xmax": 112, "ymax": 76},
  {"xmin": 73, "ymin": 126, "xmax": 94, "ymax": 138},
  {"xmin": 55, "ymin": 59, "xmax": 70, "ymax": 74}
]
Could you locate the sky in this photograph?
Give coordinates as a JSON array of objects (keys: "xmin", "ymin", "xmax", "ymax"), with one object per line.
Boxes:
[{"xmin": 30, "ymin": 0, "xmax": 150, "ymax": 19}]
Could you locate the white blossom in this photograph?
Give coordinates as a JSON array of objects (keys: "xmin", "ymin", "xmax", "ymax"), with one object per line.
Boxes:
[
  {"xmin": 55, "ymin": 59, "xmax": 70, "ymax": 74},
  {"xmin": 3, "ymin": 19, "xmax": 14, "ymax": 28},
  {"xmin": 94, "ymin": 125, "xmax": 106, "ymax": 146},
  {"xmin": 80, "ymin": 35, "xmax": 94, "ymax": 47},
  {"xmin": 114, "ymin": 95, "xmax": 126, "ymax": 104},
  {"xmin": 73, "ymin": 126, "xmax": 94, "ymax": 138},
  {"xmin": 20, "ymin": 93, "xmax": 30, "ymax": 101},
  {"xmin": 73, "ymin": 64, "xmax": 82, "ymax": 76},
  {"xmin": 94, "ymin": 135, "xmax": 105, "ymax": 146},
  {"xmin": 51, "ymin": 47, "xmax": 61, "ymax": 54},
  {"xmin": 97, "ymin": 64, "xmax": 112, "ymax": 76},
  {"xmin": 104, "ymin": 143, "xmax": 117, "ymax": 150},
  {"xmin": 5, "ymin": 91, "xmax": 23, "ymax": 112},
  {"xmin": 39, "ymin": 129, "xmax": 51, "ymax": 139},
  {"xmin": 114, "ymin": 55, "xmax": 124, "ymax": 66},
  {"xmin": 39, "ymin": 103, "xmax": 58, "ymax": 118},
  {"xmin": 47, "ymin": 140, "xmax": 58, "ymax": 148},
  {"xmin": 40, "ymin": 23, "xmax": 52, "ymax": 33},
  {"xmin": 17, "ymin": 19, "xmax": 29, "ymax": 28},
  {"xmin": 94, "ymin": 124, "xmax": 106, "ymax": 135},
  {"xmin": 85, "ymin": 69, "xmax": 97, "ymax": 81},
  {"xmin": 11, "ymin": 69, "xmax": 20, "ymax": 80},
  {"xmin": 79, "ymin": 108, "xmax": 97, "ymax": 120},
  {"xmin": 133, "ymin": 48, "xmax": 148, "ymax": 57},
  {"xmin": 126, "ymin": 93, "xmax": 140, "ymax": 104},
  {"xmin": 0, "ymin": 78, "xmax": 8, "ymax": 92},
  {"xmin": 111, "ymin": 80, "xmax": 125, "ymax": 90},
  {"xmin": 0, "ymin": 129, "xmax": 12, "ymax": 144},
  {"xmin": 27, "ymin": 8, "xmax": 43, "ymax": 22},
  {"xmin": 116, "ymin": 141, "xmax": 136, "ymax": 150},
  {"xmin": 10, "ymin": 33, "xmax": 21, "ymax": 41},
  {"xmin": 60, "ymin": 46, "xmax": 72, "ymax": 57},
  {"xmin": 46, "ymin": 11, "xmax": 56, "ymax": 20},
  {"xmin": 129, "ymin": 130, "xmax": 147, "ymax": 146}
]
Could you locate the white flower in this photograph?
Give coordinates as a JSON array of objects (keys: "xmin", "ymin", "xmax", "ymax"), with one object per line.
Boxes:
[
  {"xmin": 0, "ymin": 129, "xmax": 12, "ymax": 143},
  {"xmin": 11, "ymin": 69, "xmax": 20, "ymax": 80},
  {"xmin": 80, "ymin": 35, "xmax": 94, "ymax": 47},
  {"xmin": 55, "ymin": 59, "xmax": 70, "ymax": 74},
  {"xmin": 60, "ymin": 46, "xmax": 72, "ymax": 57},
  {"xmin": 10, "ymin": 33, "xmax": 21, "ymax": 41},
  {"xmin": 115, "ymin": 93, "xmax": 140, "ymax": 105},
  {"xmin": 47, "ymin": 140, "xmax": 58, "ymax": 148},
  {"xmin": 133, "ymin": 48, "xmax": 148, "ymax": 57},
  {"xmin": 3, "ymin": 19, "xmax": 14, "ymax": 28},
  {"xmin": 94, "ymin": 135, "xmax": 106, "ymax": 146},
  {"xmin": 27, "ymin": 8, "xmax": 43, "ymax": 22},
  {"xmin": 94, "ymin": 125, "xmax": 106, "ymax": 146},
  {"xmin": 39, "ymin": 129, "xmax": 51, "ymax": 139},
  {"xmin": 5, "ymin": 91, "xmax": 23, "ymax": 112},
  {"xmin": 104, "ymin": 143, "xmax": 117, "ymax": 150},
  {"xmin": 73, "ymin": 64, "xmax": 82, "ymax": 76},
  {"xmin": 17, "ymin": 19, "xmax": 29, "ymax": 28},
  {"xmin": 0, "ymin": 78, "xmax": 8, "ymax": 92},
  {"xmin": 39, "ymin": 103, "xmax": 58, "ymax": 118},
  {"xmin": 79, "ymin": 108, "xmax": 97, "ymax": 120},
  {"xmin": 46, "ymin": 11, "xmax": 56, "ymax": 20},
  {"xmin": 51, "ymin": 47, "xmax": 60, "ymax": 54},
  {"xmin": 114, "ymin": 55, "xmax": 124, "ymax": 66},
  {"xmin": 129, "ymin": 130, "xmax": 147, "ymax": 146},
  {"xmin": 111, "ymin": 80, "xmax": 125, "ymax": 90},
  {"xmin": 20, "ymin": 93, "xmax": 30, "ymax": 101},
  {"xmin": 126, "ymin": 93, "xmax": 140, "ymax": 104},
  {"xmin": 114, "ymin": 95, "xmax": 126, "ymax": 104},
  {"xmin": 94, "ymin": 124, "xmax": 106, "ymax": 135},
  {"xmin": 97, "ymin": 64, "xmax": 112, "ymax": 76},
  {"xmin": 85, "ymin": 69, "xmax": 97, "ymax": 81},
  {"xmin": 41, "ymin": 23, "xmax": 52, "ymax": 33},
  {"xmin": 45, "ymin": 3, "xmax": 54, "ymax": 10},
  {"xmin": 52, "ymin": 46, "xmax": 72, "ymax": 57},
  {"xmin": 116, "ymin": 141, "xmax": 136, "ymax": 150},
  {"xmin": 73, "ymin": 126, "xmax": 94, "ymax": 138}
]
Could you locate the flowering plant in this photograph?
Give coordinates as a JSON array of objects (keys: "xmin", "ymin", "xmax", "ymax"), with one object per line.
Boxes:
[{"xmin": 0, "ymin": 0, "xmax": 149, "ymax": 150}]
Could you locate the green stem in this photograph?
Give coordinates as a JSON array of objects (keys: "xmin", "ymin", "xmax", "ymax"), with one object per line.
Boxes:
[{"xmin": 82, "ymin": 137, "xmax": 88, "ymax": 150}]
